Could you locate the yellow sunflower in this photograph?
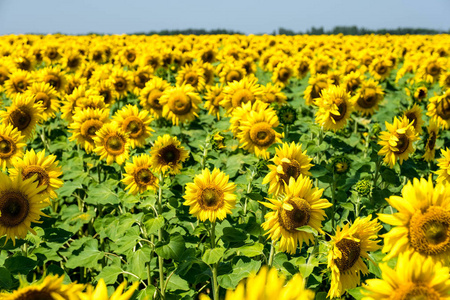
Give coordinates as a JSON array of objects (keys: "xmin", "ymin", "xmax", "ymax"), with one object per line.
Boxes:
[
  {"xmin": 260, "ymin": 83, "xmax": 287, "ymax": 105},
  {"xmin": 261, "ymin": 175, "xmax": 331, "ymax": 254},
  {"xmin": 176, "ymin": 64, "xmax": 206, "ymax": 92},
  {"xmin": 403, "ymin": 103, "xmax": 424, "ymax": 135},
  {"xmin": 327, "ymin": 215, "xmax": 382, "ymax": 299},
  {"xmin": 363, "ymin": 250, "xmax": 450, "ymax": 300},
  {"xmin": 0, "ymin": 94, "xmax": 44, "ymax": 140},
  {"xmin": 229, "ymin": 100, "xmax": 269, "ymax": 137},
  {"xmin": 436, "ymin": 148, "xmax": 450, "ymax": 185},
  {"xmin": 351, "ymin": 79, "xmax": 384, "ymax": 116},
  {"xmin": 159, "ymin": 84, "xmax": 202, "ymax": 126},
  {"xmin": 139, "ymin": 77, "xmax": 171, "ymax": 119},
  {"xmin": 112, "ymin": 105, "xmax": 154, "ymax": 149},
  {"xmin": 377, "ymin": 116, "xmax": 419, "ymax": 168},
  {"xmin": 9, "ymin": 149, "xmax": 63, "ymax": 200},
  {"xmin": 0, "ymin": 172, "xmax": 48, "ymax": 245},
  {"xmin": 107, "ymin": 68, "xmax": 133, "ymax": 99},
  {"xmin": 65, "ymin": 73, "xmax": 87, "ymax": 96},
  {"xmin": 378, "ymin": 177, "xmax": 450, "ymax": 263},
  {"xmin": 314, "ymin": 85, "xmax": 353, "ymax": 132},
  {"xmin": 93, "ymin": 80, "xmax": 116, "ymax": 106},
  {"xmin": 0, "ymin": 124, "xmax": 26, "ymax": 171},
  {"xmin": 439, "ymin": 70, "xmax": 450, "ymax": 89},
  {"xmin": 149, "ymin": 134, "xmax": 189, "ymax": 175},
  {"xmin": 1, "ymin": 274, "xmax": 84, "ymax": 300},
  {"xmin": 219, "ymin": 62, "xmax": 246, "ymax": 84},
  {"xmin": 122, "ymin": 154, "xmax": 159, "ymax": 195},
  {"xmin": 413, "ymin": 86, "xmax": 428, "ymax": 103},
  {"xmin": 221, "ymin": 76, "xmax": 263, "ymax": 115},
  {"xmin": 78, "ymin": 279, "xmax": 138, "ymax": 300},
  {"xmin": 237, "ymin": 109, "xmax": 282, "ymax": 159},
  {"xmin": 35, "ymin": 66, "xmax": 67, "ymax": 94},
  {"xmin": 61, "ymin": 49, "xmax": 84, "ymax": 73},
  {"xmin": 203, "ymin": 84, "xmax": 225, "ymax": 119},
  {"xmin": 343, "ymin": 71, "xmax": 364, "ymax": 95},
  {"xmin": 271, "ymin": 62, "xmax": 294, "ymax": 87},
  {"xmin": 4, "ymin": 69, "xmax": 33, "ymax": 98},
  {"xmin": 183, "ymin": 168, "xmax": 236, "ymax": 222},
  {"xmin": 24, "ymin": 82, "xmax": 60, "ymax": 121},
  {"xmin": 132, "ymin": 65, "xmax": 154, "ymax": 94},
  {"xmin": 262, "ymin": 142, "xmax": 313, "ymax": 197},
  {"xmin": 303, "ymin": 74, "xmax": 332, "ymax": 105},
  {"xmin": 222, "ymin": 266, "xmax": 314, "ymax": 300},
  {"xmin": 69, "ymin": 108, "xmax": 110, "ymax": 153},
  {"xmin": 294, "ymin": 58, "xmax": 310, "ymax": 79},
  {"xmin": 369, "ymin": 57, "xmax": 393, "ymax": 81},
  {"xmin": 427, "ymin": 90, "xmax": 450, "ymax": 129},
  {"xmin": 423, "ymin": 119, "xmax": 439, "ymax": 162},
  {"xmin": 93, "ymin": 122, "xmax": 130, "ymax": 165},
  {"xmin": 61, "ymin": 85, "xmax": 105, "ymax": 123},
  {"xmin": 416, "ymin": 55, "xmax": 443, "ymax": 84}
]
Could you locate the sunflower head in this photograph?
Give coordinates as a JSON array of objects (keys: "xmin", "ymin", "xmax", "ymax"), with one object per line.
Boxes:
[
  {"xmin": 93, "ymin": 122, "xmax": 130, "ymax": 165},
  {"xmin": 149, "ymin": 134, "xmax": 189, "ymax": 175},
  {"xmin": 314, "ymin": 85, "xmax": 353, "ymax": 131},
  {"xmin": 122, "ymin": 154, "xmax": 159, "ymax": 195}
]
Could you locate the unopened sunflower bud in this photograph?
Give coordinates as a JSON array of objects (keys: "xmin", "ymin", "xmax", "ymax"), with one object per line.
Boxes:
[
  {"xmin": 277, "ymin": 105, "xmax": 297, "ymax": 126},
  {"xmin": 354, "ymin": 178, "xmax": 371, "ymax": 197}
]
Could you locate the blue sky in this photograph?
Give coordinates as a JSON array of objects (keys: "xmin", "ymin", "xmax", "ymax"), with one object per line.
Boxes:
[{"xmin": 0, "ymin": 0, "xmax": 449, "ymax": 35}]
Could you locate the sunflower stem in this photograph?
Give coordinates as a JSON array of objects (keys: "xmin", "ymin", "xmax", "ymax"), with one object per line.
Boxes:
[
  {"xmin": 268, "ymin": 241, "xmax": 275, "ymax": 267},
  {"xmin": 157, "ymin": 173, "xmax": 165, "ymax": 299},
  {"xmin": 371, "ymin": 156, "xmax": 382, "ymax": 203},
  {"xmin": 284, "ymin": 124, "xmax": 290, "ymax": 141},
  {"xmin": 211, "ymin": 221, "xmax": 219, "ymax": 300},
  {"xmin": 331, "ymin": 171, "xmax": 337, "ymax": 230},
  {"xmin": 201, "ymin": 136, "xmax": 210, "ymax": 170}
]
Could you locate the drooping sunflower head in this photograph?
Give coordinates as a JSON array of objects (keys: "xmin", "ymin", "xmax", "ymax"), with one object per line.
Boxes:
[
  {"xmin": 403, "ymin": 103, "xmax": 424, "ymax": 134},
  {"xmin": 112, "ymin": 104, "xmax": 154, "ymax": 149},
  {"xmin": 379, "ymin": 177, "xmax": 450, "ymax": 264},
  {"xmin": 327, "ymin": 215, "xmax": 382, "ymax": 299},
  {"xmin": 363, "ymin": 250, "xmax": 450, "ymax": 300},
  {"xmin": 69, "ymin": 108, "xmax": 110, "ymax": 153},
  {"xmin": 122, "ymin": 154, "xmax": 159, "ymax": 195},
  {"xmin": 314, "ymin": 85, "xmax": 353, "ymax": 132},
  {"xmin": 0, "ymin": 172, "xmax": 49, "ymax": 245},
  {"xmin": 149, "ymin": 134, "xmax": 189, "ymax": 175},
  {"xmin": 261, "ymin": 175, "xmax": 331, "ymax": 254},
  {"xmin": 159, "ymin": 84, "xmax": 201, "ymax": 126},
  {"xmin": 0, "ymin": 123, "xmax": 26, "ymax": 171},
  {"xmin": 139, "ymin": 77, "xmax": 171, "ymax": 118},
  {"xmin": 221, "ymin": 76, "xmax": 263, "ymax": 115},
  {"xmin": 183, "ymin": 168, "xmax": 236, "ymax": 223},
  {"xmin": 377, "ymin": 116, "xmax": 419, "ymax": 168},
  {"xmin": 0, "ymin": 94, "xmax": 44, "ymax": 140},
  {"xmin": 93, "ymin": 122, "xmax": 130, "ymax": 165},
  {"xmin": 352, "ymin": 78, "xmax": 384, "ymax": 116},
  {"xmin": 427, "ymin": 90, "xmax": 450, "ymax": 129},
  {"xmin": 263, "ymin": 142, "xmax": 313, "ymax": 196}
]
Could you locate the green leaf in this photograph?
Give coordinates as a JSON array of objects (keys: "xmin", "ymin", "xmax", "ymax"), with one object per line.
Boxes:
[
  {"xmin": 145, "ymin": 215, "xmax": 165, "ymax": 235},
  {"xmin": 155, "ymin": 233, "xmax": 185, "ymax": 260},
  {"xmin": 0, "ymin": 267, "xmax": 13, "ymax": 289},
  {"xmin": 129, "ymin": 248, "xmax": 151, "ymax": 279},
  {"xmin": 65, "ymin": 239, "xmax": 105, "ymax": 269},
  {"xmin": 96, "ymin": 265, "xmax": 123, "ymax": 285},
  {"xmin": 245, "ymin": 193, "xmax": 263, "ymax": 201},
  {"xmin": 296, "ymin": 226, "xmax": 318, "ymax": 235},
  {"xmin": 202, "ymin": 247, "xmax": 225, "ymax": 265},
  {"xmin": 166, "ymin": 274, "xmax": 190, "ymax": 291},
  {"xmin": 85, "ymin": 180, "xmax": 120, "ymax": 205},
  {"xmin": 218, "ymin": 257, "xmax": 261, "ymax": 289},
  {"xmin": 234, "ymin": 243, "xmax": 264, "ymax": 258},
  {"xmin": 309, "ymin": 165, "xmax": 328, "ymax": 177},
  {"xmin": 347, "ymin": 286, "xmax": 365, "ymax": 300},
  {"xmin": 43, "ymin": 228, "xmax": 73, "ymax": 243},
  {"xmin": 4, "ymin": 256, "xmax": 37, "ymax": 274},
  {"xmin": 340, "ymin": 202, "xmax": 354, "ymax": 211}
]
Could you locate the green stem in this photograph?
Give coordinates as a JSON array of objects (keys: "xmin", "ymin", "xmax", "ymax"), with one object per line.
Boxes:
[
  {"xmin": 242, "ymin": 170, "xmax": 255, "ymax": 218},
  {"xmin": 355, "ymin": 196, "xmax": 361, "ymax": 218},
  {"xmin": 211, "ymin": 221, "xmax": 219, "ymax": 300},
  {"xmin": 267, "ymin": 241, "xmax": 275, "ymax": 267},
  {"xmin": 331, "ymin": 172, "xmax": 337, "ymax": 230},
  {"xmin": 157, "ymin": 173, "xmax": 165, "ymax": 299},
  {"xmin": 201, "ymin": 137, "xmax": 210, "ymax": 170},
  {"xmin": 371, "ymin": 156, "xmax": 382, "ymax": 203},
  {"xmin": 284, "ymin": 124, "xmax": 290, "ymax": 141}
]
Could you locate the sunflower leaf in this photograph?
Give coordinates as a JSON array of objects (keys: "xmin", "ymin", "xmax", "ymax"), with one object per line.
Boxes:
[
  {"xmin": 202, "ymin": 247, "xmax": 225, "ymax": 265},
  {"xmin": 296, "ymin": 225, "xmax": 318, "ymax": 235}
]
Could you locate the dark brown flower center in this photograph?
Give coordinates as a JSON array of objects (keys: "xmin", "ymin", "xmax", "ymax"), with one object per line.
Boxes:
[
  {"xmin": 123, "ymin": 117, "xmax": 144, "ymax": 138},
  {"xmin": 357, "ymin": 88, "xmax": 377, "ymax": 109},
  {"xmin": 23, "ymin": 166, "xmax": 50, "ymax": 188},
  {"xmin": 10, "ymin": 109, "xmax": 32, "ymax": 131},
  {"xmin": 134, "ymin": 168, "xmax": 156, "ymax": 186},
  {"xmin": 0, "ymin": 137, "xmax": 16, "ymax": 159},
  {"xmin": 0, "ymin": 191, "xmax": 30, "ymax": 228},
  {"xmin": 114, "ymin": 78, "xmax": 127, "ymax": 92},
  {"xmin": 158, "ymin": 144, "xmax": 180, "ymax": 165},
  {"xmin": 394, "ymin": 134, "xmax": 409, "ymax": 154},
  {"xmin": 44, "ymin": 75, "xmax": 61, "ymax": 90},
  {"xmin": 200, "ymin": 187, "xmax": 224, "ymax": 209},
  {"xmin": 35, "ymin": 92, "xmax": 51, "ymax": 110},
  {"xmin": 436, "ymin": 96, "xmax": 450, "ymax": 120},
  {"xmin": 278, "ymin": 197, "xmax": 311, "ymax": 232},
  {"xmin": 105, "ymin": 135, "xmax": 126, "ymax": 155},
  {"xmin": 169, "ymin": 92, "xmax": 192, "ymax": 115},
  {"xmin": 147, "ymin": 89, "xmax": 163, "ymax": 110},
  {"xmin": 134, "ymin": 73, "xmax": 150, "ymax": 89},
  {"xmin": 280, "ymin": 160, "xmax": 301, "ymax": 184},
  {"xmin": 231, "ymin": 89, "xmax": 254, "ymax": 108},
  {"xmin": 226, "ymin": 70, "xmax": 242, "ymax": 83},
  {"xmin": 184, "ymin": 72, "xmax": 199, "ymax": 87},
  {"xmin": 335, "ymin": 238, "xmax": 361, "ymax": 272},
  {"xmin": 249, "ymin": 123, "xmax": 276, "ymax": 147},
  {"xmin": 330, "ymin": 101, "xmax": 347, "ymax": 122},
  {"xmin": 427, "ymin": 63, "xmax": 440, "ymax": 76}
]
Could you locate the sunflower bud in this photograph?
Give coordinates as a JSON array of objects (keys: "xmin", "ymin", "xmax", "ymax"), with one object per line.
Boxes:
[
  {"xmin": 277, "ymin": 105, "xmax": 297, "ymax": 126},
  {"xmin": 354, "ymin": 178, "xmax": 372, "ymax": 197},
  {"xmin": 332, "ymin": 156, "xmax": 350, "ymax": 174}
]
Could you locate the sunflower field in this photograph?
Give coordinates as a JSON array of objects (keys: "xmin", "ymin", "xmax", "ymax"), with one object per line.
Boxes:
[{"xmin": 0, "ymin": 33, "xmax": 450, "ymax": 300}]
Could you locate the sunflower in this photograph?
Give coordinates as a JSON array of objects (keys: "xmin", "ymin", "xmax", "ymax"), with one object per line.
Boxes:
[
  {"xmin": 0, "ymin": 58, "xmax": 11, "ymax": 87},
  {"xmin": 262, "ymin": 142, "xmax": 313, "ymax": 197},
  {"xmin": 93, "ymin": 80, "xmax": 116, "ymax": 106},
  {"xmin": 294, "ymin": 58, "xmax": 310, "ymax": 79},
  {"xmin": 261, "ymin": 175, "xmax": 331, "ymax": 254},
  {"xmin": 1, "ymin": 274, "xmax": 83, "ymax": 300},
  {"xmin": 327, "ymin": 215, "xmax": 382, "ymax": 299},
  {"xmin": 310, "ymin": 55, "xmax": 332, "ymax": 75},
  {"xmin": 69, "ymin": 108, "xmax": 110, "ymax": 153},
  {"xmin": 43, "ymin": 45, "xmax": 61, "ymax": 64},
  {"xmin": 260, "ymin": 83, "xmax": 287, "ymax": 105},
  {"xmin": 439, "ymin": 70, "xmax": 450, "ymax": 89},
  {"xmin": 183, "ymin": 168, "xmax": 236, "ymax": 223},
  {"xmin": 413, "ymin": 86, "xmax": 428, "ymax": 103},
  {"xmin": 271, "ymin": 62, "xmax": 293, "ymax": 87},
  {"xmin": 36, "ymin": 66, "xmax": 67, "ymax": 94},
  {"xmin": 229, "ymin": 100, "xmax": 270, "ymax": 137},
  {"xmin": 342, "ymin": 71, "xmax": 364, "ymax": 95},
  {"xmin": 416, "ymin": 56, "xmax": 443, "ymax": 83},
  {"xmin": 112, "ymin": 105, "xmax": 153, "ymax": 149},
  {"xmin": 0, "ymin": 94, "xmax": 44, "ymax": 140},
  {"xmin": 221, "ymin": 76, "xmax": 263, "ymax": 115},
  {"xmin": 149, "ymin": 134, "xmax": 189, "ymax": 175},
  {"xmin": 122, "ymin": 154, "xmax": 159, "ymax": 195},
  {"xmin": 223, "ymin": 266, "xmax": 314, "ymax": 300},
  {"xmin": 219, "ymin": 63, "xmax": 246, "ymax": 84},
  {"xmin": 0, "ymin": 124, "xmax": 26, "ymax": 171},
  {"xmin": 9, "ymin": 149, "xmax": 63, "ymax": 200},
  {"xmin": 427, "ymin": 90, "xmax": 450, "ymax": 129},
  {"xmin": 0, "ymin": 172, "xmax": 48, "ymax": 245},
  {"xmin": 378, "ymin": 177, "xmax": 450, "ymax": 263},
  {"xmin": 78, "ymin": 279, "xmax": 138, "ymax": 300},
  {"xmin": 369, "ymin": 57, "xmax": 393, "ymax": 81},
  {"xmin": 159, "ymin": 84, "xmax": 202, "ymax": 126},
  {"xmin": 139, "ymin": 77, "xmax": 171, "ymax": 119},
  {"xmin": 402, "ymin": 103, "xmax": 424, "ymax": 134},
  {"xmin": 363, "ymin": 250, "xmax": 450, "ymax": 300},
  {"xmin": 107, "ymin": 68, "xmax": 133, "ymax": 99},
  {"xmin": 237, "ymin": 108, "xmax": 282, "ymax": 159},
  {"xmin": 436, "ymin": 148, "xmax": 450, "ymax": 185},
  {"xmin": 132, "ymin": 66, "xmax": 153, "ymax": 93},
  {"xmin": 93, "ymin": 122, "xmax": 130, "ymax": 165},
  {"xmin": 204, "ymin": 84, "xmax": 225, "ymax": 119},
  {"xmin": 423, "ymin": 119, "xmax": 439, "ymax": 162},
  {"xmin": 314, "ymin": 85, "xmax": 353, "ymax": 132},
  {"xmin": 4, "ymin": 69, "xmax": 33, "ymax": 98},
  {"xmin": 61, "ymin": 85, "xmax": 104, "ymax": 123},
  {"xmin": 117, "ymin": 47, "xmax": 139, "ymax": 67},
  {"xmin": 176, "ymin": 64, "xmax": 206, "ymax": 92},
  {"xmin": 24, "ymin": 82, "xmax": 60, "ymax": 121},
  {"xmin": 351, "ymin": 79, "xmax": 384, "ymax": 116},
  {"xmin": 303, "ymin": 74, "xmax": 331, "ymax": 105},
  {"xmin": 377, "ymin": 116, "xmax": 419, "ymax": 168},
  {"xmin": 61, "ymin": 49, "xmax": 84, "ymax": 73}
]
